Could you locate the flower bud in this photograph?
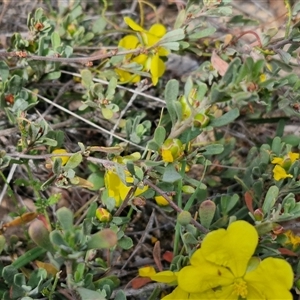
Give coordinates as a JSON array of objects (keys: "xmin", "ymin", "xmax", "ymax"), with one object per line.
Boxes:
[
  {"xmin": 177, "ymin": 211, "xmax": 192, "ymax": 226},
  {"xmin": 253, "ymin": 208, "xmax": 264, "ymax": 221},
  {"xmin": 193, "ymin": 113, "xmax": 210, "ymax": 128},
  {"xmin": 96, "ymin": 208, "xmax": 112, "ymax": 223},
  {"xmin": 161, "ymin": 139, "xmax": 184, "ymax": 163},
  {"xmin": 179, "ymin": 95, "xmax": 192, "ymax": 120},
  {"xmin": 199, "ymin": 200, "xmax": 216, "ymax": 229}
]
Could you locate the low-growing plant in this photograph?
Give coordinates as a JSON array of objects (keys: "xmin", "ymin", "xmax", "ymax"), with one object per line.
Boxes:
[{"xmin": 1, "ymin": 0, "xmax": 300, "ymax": 299}]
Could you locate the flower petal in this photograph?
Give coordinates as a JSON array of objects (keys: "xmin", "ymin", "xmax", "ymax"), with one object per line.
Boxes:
[
  {"xmin": 139, "ymin": 266, "xmax": 156, "ymax": 277},
  {"xmin": 178, "ymin": 250, "xmax": 234, "ymax": 294},
  {"xmin": 200, "ymin": 220, "xmax": 258, "ymax": 277},
  {"xmin": 273, "ymin": 165, "xmax": 293, "ymax": 181},
  {"xmin": 151, "ymin": 270, "xmax": 177, "ymax": 284},
  {"xmin": 245, "ymin": 257, "xmax": 293, "ymax": 300},
  {"xmin": 124, "ymin": 17, "xmax": 144, "ymax": 32},
  {"xmin": 149, "ymin": 23, "xmax": 167, "ymax": 37},
  {"xmin": 288, "ymin": 152, "xmax": 299, "ymax": 162},
  {"xmin": 118, "ymin": 35, "xmax": 139, "ymax": 49},
  {"xmin": 150, "ymin": 54, "xmax": 165, "ymax": 86},
  {"xmin": 271, "ymin": 157, "xmax": 284, "ymax": 165},
  {"xmin": 115, "ymin": 68, "xmax": 140, "ymax": 83}
]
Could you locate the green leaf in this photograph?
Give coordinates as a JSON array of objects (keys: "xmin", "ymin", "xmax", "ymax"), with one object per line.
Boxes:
[
  {"xmin": 0, "ymin": 61, "xmax": 9, "ymax": 81},
  {"xmin": 188, "ymin": 27, "xmax": 216, "ymax": 40},
  {"xmin": 220, "ymin": 194, "xmax": 239, "ymax": 214},
  {"xmin": 51, "ymin": 31, "xmax": 61, "ymax": 50},
  {"xmin": 159, "ymin": 28, "xmax": 185, "ymax": 44},
  {"xmin": 87, "ymin": 172, "xmax": 104, "ymax": 191},
  {"xmin": 92, "ymin": 16, "xmax": 107, "ymax": 34},
  {"xmin": 11, "ymin": 247, "xmax": 46, "ymax": 269},
  {"xmin": 101, "ymin": 107, "xmax": 114, "ymax": 119},
  {"xmin": 153, "ymin": 126, "xmax": 166, "ymax": 147},
  {"xmin": 81, "ymin": 69, "xmax": 93, "ymax": 88},
  {"xmin": 106, "ymin": 77, "xmax": 117, "ymax": 100},
  {"xmin": 202, "ymin": 144, "xmax": 224, "ymax": 155},
  {"xmin": 64, "ymin": 152, "xmax": 82, "ymax": 170},
  {"xmin": 87, "ymin": 229, "xmax": 118, "ymax": 249},
  {"xmin": 165, "ymin": 79, "xmax": 179, "ymax": 126},
  {"xmin": 162, "ymin": 164, "xmax": 182, "ymax": 183},
  {"xmin": 271, "ymin": 136, "xmax": 282, "ymax": 155},
  {"xmin": 118, "ymin": 236, "xmax": 133, "ymax": 250},
  {"xmin": 174, "ymin": 9, "xmax": 186, "ymax": 29},
  {"xmin": 262, "ymin": 186, "xmax": 279, "ymax": 215},
  {"xmin": 210, "ymin": 108, "xmax": 240, "ymax": 127},
  {"xmin": 56, "ymin": 207, "xmax": 74, "ymax": 231},
  {"xmin": 76, "ymin": 288, "xmax": 106, "ymax": 300}
]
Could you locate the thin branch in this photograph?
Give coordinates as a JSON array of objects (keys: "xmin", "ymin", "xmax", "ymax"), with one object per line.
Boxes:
[
  {"xmin": 60, "ymin": 70, "xmax": 166, "ymax": 105},
  {"xmin": 108, "ymin": 79, "xmax": 151, "ymax": 146},
  {"xmin": 23, "ymin": 88, "xmax": 146, "ymax": 150},
  {"xmin": 144, "ymin": 179, "xmax": 209, "ymax": 233}
]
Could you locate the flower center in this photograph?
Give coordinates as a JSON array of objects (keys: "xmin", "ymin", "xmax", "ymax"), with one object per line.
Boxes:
[{"xmin": 233, "ymin": 278, "xmax": 248, "ymax": 298}]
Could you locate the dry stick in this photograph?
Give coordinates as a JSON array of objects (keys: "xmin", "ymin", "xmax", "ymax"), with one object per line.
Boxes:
[
  {"xmin": 0, "ymin": 48, "xmax": 140, "ymax": 64},
  {"xmin": 114, "ymin": 186, "xmax": 137, "ymax": 217},
  {"xmin": 144, "ymin": 179, "xmax": 209, "ymax": 233},
  {"xmin": 120, "ymin": 209, "xmax": 156, "ymax": 272},
  {"xmin": 108, "ymin": 79, "xmax": 152, "ymax": 146}
]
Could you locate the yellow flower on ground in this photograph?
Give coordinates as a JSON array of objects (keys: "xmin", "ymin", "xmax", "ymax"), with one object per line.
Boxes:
[
  {"xmin": 271, "ymin": 151, "xmax": 299, "ymax": 181},
  {"xmin": 117, "ymin": 17, "xmax": 168, "ymax": 85},
  {"xmin": 152, "ymin": 220, "xmax": 294, "ymax": 299},
  {"xmin": 104, "ymin": 169, "xmax": 148, "ymax": 207}
]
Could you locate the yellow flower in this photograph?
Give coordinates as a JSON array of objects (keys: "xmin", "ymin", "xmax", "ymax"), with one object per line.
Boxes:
[
  {"xmin": 285, "ymin": 230, "xmax": 300, "ymax": 249},
  {"xmin": 154, "ymin": 195, "xmax": 170, "ymax": 206},
  {"xmin": 117, "ymin": 17, "xmax": 168, "ymax": 85},
  {"xmin": 273, "ymin": 165, "xmax": 293, "ymax": 181},
  {"xmin": 51, "ymin": 149, "xmax": 69, "ymax": 166},
  {"xmin": 271, "ymin": 152, "xmax": 299, "ymax": 181},
  {"xmin": 152, "ymin": 221, "xmax": 293, "ymax": 299},
  {"xmin": 139, "ymin": 266, "xmax": 157, "ymax": 277},
  {"xmin": 104, "ymin": 170, "xmax": 148, "ymax": 207}
]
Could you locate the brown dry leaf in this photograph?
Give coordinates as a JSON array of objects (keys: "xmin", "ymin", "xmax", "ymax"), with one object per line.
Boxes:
[
  {"xmin": 153, "ymin": 241, "xmax": 163, "ymax": 272},
  {"xmin": 211, "ymin": 51, "xmax": 229, "ymax": 76},
  {"xmin": 36, "ymin": 261, "xmax": 59, "ymax": 277}
]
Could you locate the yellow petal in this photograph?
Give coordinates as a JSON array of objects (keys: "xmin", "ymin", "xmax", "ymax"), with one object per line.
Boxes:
[
  {"xmin": 132, "ymin": 54, "xmax": 148, "ymax": 65},
  {"xmin": 149, "ymin": 24, "xmax": 167, "ymax": 37},
  {"xmin": 161, "ymin": 286, "xmax": 189, "ymax": 300},
  {"xmin": 118, "ymin": 35, "xmax": 139, "ymax": 49},
  {"xmin": 150, "ymin": 54, "xmax": 165, "ymax": 86},
  {"xmin": 273, "ymin": 165, "xmax": 293, "ymax": 181},
  {"xmin": 142, "ymin": 32, "xmax": 160, "ymax": 46},
  {"xmin": 178, "ymin": 250, "xmax": 234, "ymax": 294},
  {"xmin": 200, "ymin": 220, "xmax": 258, "ymax": 277},
  {"xmin": 151, "ymin": 270, "xmax": 177, "ymax": 283},
  {"xmin": 139, "ymin": 266, "xmax": 156, "ymax": 277},
  {"xmin": 104, "ymin": 170, "xmax": 130, "ymax": 207},
  {"xmin": 271, "ymin": 157, "xmax": 284, "ymax": 165},
  {"xmin": 124, "ymin": 17, "xmax": 144, "ymax": 32},
  {"xmin": 154, "ymin": 195, "xmax": 169, "ymax": 206},
  {"xmin": 51, "ymin": 149, "xmax": 69, "ymax": 166},
  {"xmin": 115, "ymin": 68, "xmax": 140, "ymax": 83},
  {"xmin": 158, "ymin": 46, "xmax": 169, "ymax": 56},
  {"xmin": 288, "ymin": 152, "xmax": 299, "ymax": 162},
  {"xmin": 245, "ymin": 257, "xmax": 293, "ymax": 300}
]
